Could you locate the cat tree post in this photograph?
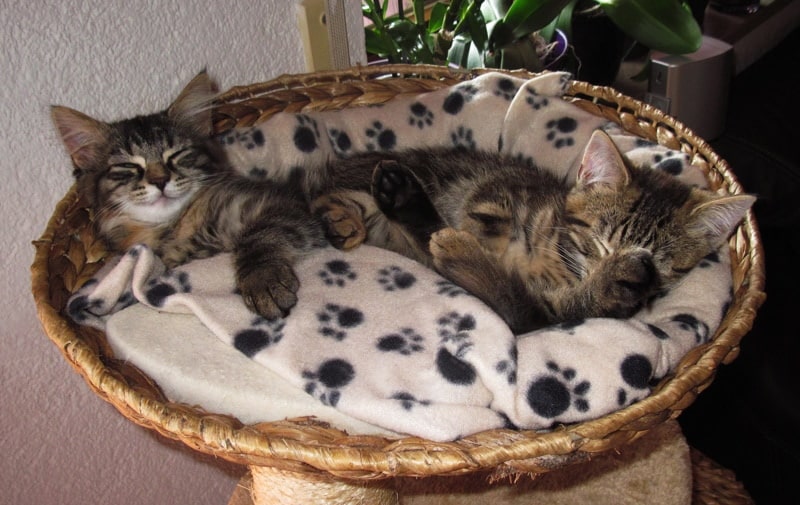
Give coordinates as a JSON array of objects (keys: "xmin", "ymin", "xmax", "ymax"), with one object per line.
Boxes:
[{"xmin": 230, "ymin": 465, "xmax": 398, "ymax": 505}]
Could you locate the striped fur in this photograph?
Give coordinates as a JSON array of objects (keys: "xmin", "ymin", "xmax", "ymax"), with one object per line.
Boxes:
[
  {"xmin": 52, "ymin": 72, "xmax": 327, "ymax": 319},
  {"xmin": 314, "ymin": 131, "xmax": 754, "ymax": 334}
]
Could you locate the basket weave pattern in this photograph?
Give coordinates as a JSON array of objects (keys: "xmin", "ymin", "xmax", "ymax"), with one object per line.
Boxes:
[{"xmin": 31, "ymin": 64, "xmax": 765, "ymax": 479}]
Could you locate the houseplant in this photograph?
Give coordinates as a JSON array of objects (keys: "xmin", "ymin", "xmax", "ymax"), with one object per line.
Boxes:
[{"xmin": 363, "ymin": 0, "xmax": 702, "ymax": 84}]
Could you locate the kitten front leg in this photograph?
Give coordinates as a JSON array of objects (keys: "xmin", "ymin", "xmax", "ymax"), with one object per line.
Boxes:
[
  {"xmin": 236, "ymin": 246, "xmax": 301, "ymax": 319},
  {"xmin": 235, "ymin": 214, "xmax": 327, "ymax": 319},
  {"xmin": 430, "ymin": 228, "xmax": 548, "ymax": 334},
  {"xmin": 372, "ymin": 159, "xmax": 445, "ymax": 247}
]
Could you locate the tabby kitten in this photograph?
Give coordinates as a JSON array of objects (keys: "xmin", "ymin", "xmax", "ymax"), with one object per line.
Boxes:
[
  {"xmin": 313, "ymin": 131, "xmax": 755, "ymax": 334},
  {"xmin": 51, "ymin": 72, "xmax": 327, "ymax": 319}
]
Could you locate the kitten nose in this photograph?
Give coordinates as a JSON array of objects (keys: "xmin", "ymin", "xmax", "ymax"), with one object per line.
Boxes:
[{"xmin": 146, "ymin": 163, "xmax": 169, "ymax": 191}]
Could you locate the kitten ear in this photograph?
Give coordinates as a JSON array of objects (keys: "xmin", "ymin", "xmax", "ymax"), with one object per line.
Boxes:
[
  {"xmin": 688, "ymin": 194, "xmax": 756, "ymax": 247},
  {"xmin": 51, "ymin": 105, "xmax": 110, "ymax": 174},
  {"xmin": 168, "ymin": 70, "xmax": 218, "ymax": 137},
  {"xmin": 576, "ymin": 130, "xmax": 631, "ymax": 188}
]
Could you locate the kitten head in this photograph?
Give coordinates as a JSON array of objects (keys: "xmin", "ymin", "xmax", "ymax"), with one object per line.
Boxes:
[
  {"xmin": 566, "ymin": 130, "xmax": 755, "ymax": 291},
  {"xmin": 52, "ymin": 71, "xmax": 224, "ymax": 250}
]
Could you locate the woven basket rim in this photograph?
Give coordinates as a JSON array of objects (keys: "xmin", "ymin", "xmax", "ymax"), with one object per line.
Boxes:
[{"xmin": 31, "ymin": 64, "xmax": 766, "ymax": 478}]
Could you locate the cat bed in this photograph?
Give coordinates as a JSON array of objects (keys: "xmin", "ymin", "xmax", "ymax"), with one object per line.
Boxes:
[{"xmin": 32, "ymin": 65, "xmax": 764, "ymax": 482}]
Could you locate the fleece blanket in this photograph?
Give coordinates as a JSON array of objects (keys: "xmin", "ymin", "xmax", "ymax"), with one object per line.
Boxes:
[{"xmin": 67, "ymin": 72, "xmax": 733, "ymax": 441}]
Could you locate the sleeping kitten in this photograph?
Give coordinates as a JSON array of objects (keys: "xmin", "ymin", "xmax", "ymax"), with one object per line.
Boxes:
[
  {"xmin": 51, "ymin": 72, "xmax": 327, "ymax": 319},
  {"xmin": 312, "ymin": 131, "xmax": 755, "ymax": 334}
]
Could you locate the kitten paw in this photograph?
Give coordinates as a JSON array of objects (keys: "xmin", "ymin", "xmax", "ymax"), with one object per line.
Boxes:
[
  {"xmin": 430, "ymin": 228, "xmax": 487, "ymax": 273},
  {"xmin": 372, "ymin": 160, "xmax": 419, "ymax": 213},
  {"xmin": 237, "ymin": 262, "xmax": 300, "ymax": 319},
  {"xmin": 312, "ymin": 196, "xmax": 366, "ymax": 250},
  {"xmin": 597, "ymin": 249, "xmax": 657, "ymax": 318}
]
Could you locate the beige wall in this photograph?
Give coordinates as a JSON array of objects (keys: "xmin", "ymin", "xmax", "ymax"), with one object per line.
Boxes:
[{"xmin": 0, "ymin": 1, "xmax": 330, "ymax": 503}]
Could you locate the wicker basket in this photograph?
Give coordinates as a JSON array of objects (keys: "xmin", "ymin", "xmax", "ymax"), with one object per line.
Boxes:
[{"xmin": 31, "ymin": 65, "xmax": 765, "ymax": 487}]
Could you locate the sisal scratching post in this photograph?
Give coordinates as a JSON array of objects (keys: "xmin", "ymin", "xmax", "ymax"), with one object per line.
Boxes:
[{"xmin": 247, "ymin": 466, "xmax": 397, "ymax": 505}]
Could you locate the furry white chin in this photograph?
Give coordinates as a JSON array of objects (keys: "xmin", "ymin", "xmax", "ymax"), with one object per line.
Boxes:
[{"xmin": 127, "ymin": 195, "xmax": 190, "ymax": 224}]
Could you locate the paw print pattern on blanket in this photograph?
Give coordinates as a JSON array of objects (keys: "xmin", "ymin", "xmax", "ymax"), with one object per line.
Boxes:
[
  {"xmin": 617, "ymin": 353, "xmax": 653, "ymax": 407},
  {"xmin": 365, "ymin": 121, "xmax": 397, "ymax": 151},
  {"xmin": 527, "ymin": 360, "xmax": 591, "ymax": 418},
  {"xmin": 144, "ymin": 271, "xmax": 191, "ymax": 307},
  {"xmin": 408, "ymin": 102, "xmax": 435, "ymax": 129},
  {"xmin": 495, "ymin": 346, "xmax": 518, "ymax": 385},
  {"xmin": 545, "ymin": 117, "xmax": 578, "ymax": 148},
  {"xmin": 494, "ymin": 77, "xmax": 519, "ymax": 100},
  {"xmin": 293, "ymin": 114, "xmax": 321, "ymax": 153},
  {"xmin": 317, "ymin": 303, "xmax": 365, "ymax": 341},
  {"xmin": 435, "ymin": 312, "xmax": 478, "ymax": 386},
  {"xmin": 218, "ymin": 127, "xmax": 266, "ymax": 150},
  {"xmin": 391, "ymin": 392, "xmax": 431, "ymax": 410},
  {"xmin": 524, "ymin": 86, "xmax": 550, "ymax": 110},
  {"xmin": 377, "ymin": 265, "xmax": 416, "ymax": 291},
  {"xmin": 672, "ymin": 314, "xmax": 710, "ymax": 343},
  {"xmin": 442, "ymin": 83, "xmax": 478, "ymax": 115},
  {"xmin": 318, "ymin": 259, "xmax": 357, "ymax": 287},
  {"xmin": 436, "ymin": 279, "xmax": 468, "ymax": 298},
  {"xmin": 327, "ymin": 128, "xmax": 353, "ymax": 155},
  {"xmin": 233, "ymin": 316, "xmax": 286, "ymax": 357},
  {"xmin": 450, "ymin": 126, "xmax": 476, "ymax": 150},
  {"xmin": 303, "ymin": 358, "xmax": 355, "ymax": 407},
  {"xmin": 653, "ymin": 150, "xmax": 692, "ymax": 176},
  {"xmin": 377, "ymin": 327, "xmax": 425, "ymax": 355}
]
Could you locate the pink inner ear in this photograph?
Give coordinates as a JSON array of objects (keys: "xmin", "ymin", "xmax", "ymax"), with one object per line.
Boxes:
[{"xmin": 576, "ymin": 131, "xmax": 628, "ymax": 187}]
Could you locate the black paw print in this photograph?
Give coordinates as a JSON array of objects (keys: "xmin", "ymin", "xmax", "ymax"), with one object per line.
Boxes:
[
  {"xmin": 293, "ymin": 114, "xmax": 320, "ymax": 153},
  {"xmin": 698, "ymin": 251, "xmax": 721, "ymax": 268},
  {"xmin": 408, "ymin": 102, "xmax": 434, "ymax": 129},
  {"xmin": 365, "ymin": 121, "xmax": 397, "ymax": 151},
  {"xmin": 377, "ymin": 327, "xmax": 425, "ymax": 355},
  {"xmin": 495, "ymin": 346, "xmax": 518, "ymax": 385},
  {"xmin": 450, "ymin": 125, "xmax": 476, "ymax": 150},
  {"xmin": 217, "ymin": 127, "xmax": 266, "ymax": 150},
  {"xmin": 248, "ymin": 166, "xmax": 269, "ymax": 179},
  {"xmin": 437, "ymin": 311, "xmax": 476, "ymax": 343},
  {"xmin": 327, "ymin": 128, "xmax": 352, "ymax": 154},
  {"xmin": 233, "ymin": 316, "xmax": 286, "ymax": 357},
  {"xmin": 316, "ymin": 303, "xmax": 364, "ymax": 341},
  {"xmin": 553, "ymin": 319, "xmax": 586, "ymax": 335},
  {"xmin": 303, "ymin": 358, "xmax": 355, "ymax": 407},
  {"xmin": 672, "ymin": 313, "xmax": 710, "ymax": 343},
  {"xmin": 319, "ymin": 259, "xmax": 357, "ymax": 287},
  {"xmin": 646, "ymin": 323, "xmax": 671, "ymax": 340},
  {"xmin": 653, "ymin": 151, "xmax": 690, "ymax": 176},
  {"xmin": 526, "ymin": 360, "xmax": 591, "ymax": 418},
  {"xmin": 377, "ymin": 265, "xmax": 416, "ymax": 291},
  {"xmin": 435, "ymin": 312, "xmax": 477, "ymax": 385},
  {"xmin": 391, "ymin": 392, "xmax": 431, "ymax": 411},
  {"xmin": 545, "ymin": 117, "xmax": 577, "ymax": 148},
  {"xmin": 66, "ymin": 294, "xmax": 104, "ymax": 323},
  {"xmin": 442, "ymin": 83, "xmax": 478, "ymax": 115},
  {"xmin": 525, "ymin": 87, "xmax": 550, "ymax": 110},
  {"xmin": 617, "ymin": 353, "xmax": 653, "ymax": 406},
  {"xmin": 144, "ymin": 270, "xmax": 191, "ymax": 307},
  {"xmin": 494, "ymin": 78, "xmax": 518, "ymax": 100},
  {"xmin": 435, "ymin": 279, "xmax": 467, "ymax": 298}
]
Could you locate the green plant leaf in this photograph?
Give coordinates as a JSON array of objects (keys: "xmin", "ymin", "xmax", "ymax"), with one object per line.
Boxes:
[
  {"xmin": 447, "ymin": 34, "xmax": 472, "ymax": 67},
  {"xmin": 502, "ymin": 0, "xmax": 574, "ymax": 40},
  {"xmin": 594, "ymin": 0, "xmax": 702, "ymax": 54},
  {"xmin": 428, "ymin": 2, "xmax": 449, "ymax": 32}
]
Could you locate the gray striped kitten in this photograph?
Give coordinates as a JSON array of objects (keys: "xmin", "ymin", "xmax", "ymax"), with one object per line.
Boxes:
[
  {"xmin": 313, "ymin": 131, "xmax": 755, "ymax": 334},
  {"xmin": 51, "ymin": 72, "xmax": 327, "ymax": 319}
]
